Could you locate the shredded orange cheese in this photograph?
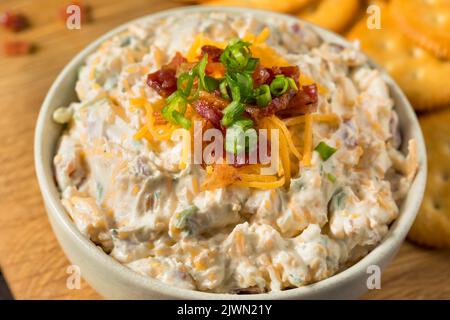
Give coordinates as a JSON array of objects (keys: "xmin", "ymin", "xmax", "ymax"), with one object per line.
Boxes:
[
  {"xmin": 238, "ymin": 173, "xmax": 278, "ymax": 183},
  {"xmin": 234, "ymin": 176, "xmax": 285, "ymax": 189},
  {"xmin": 108, "ymin": 96, "xmax": 130, "ymax": 123},
  {"xmin": 269, "ymin": 116, "xmax": 302, "ymax": 161},
  {"xmin": 186, "ymin": 33, "xmax": 226, "ymax": 62},
  {"xmin": 302, "ymin": 114, "xmax": 314, "ymax": 166},
  {"xmin": 283, "ymin": 113, "xmax": 340, "ymax": 126},
  {"xmin": 255, "ymin": 27, "xmax": 270, "ymax": 44}
]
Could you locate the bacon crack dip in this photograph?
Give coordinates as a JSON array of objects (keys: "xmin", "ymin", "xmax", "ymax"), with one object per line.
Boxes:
[{"xmin": 53, "ymin": 12, "xmax": 418, "ymax": 293}]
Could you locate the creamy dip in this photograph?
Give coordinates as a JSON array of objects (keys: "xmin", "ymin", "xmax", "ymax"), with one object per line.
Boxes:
[{"xmin": 53, "ymin": 12, "xmax": 418, "ymax": 293}]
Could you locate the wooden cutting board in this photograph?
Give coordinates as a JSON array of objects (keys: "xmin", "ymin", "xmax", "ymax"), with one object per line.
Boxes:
[{"xmin": 0, "ymin": 0, "xmax": 449, "ymax": 300}]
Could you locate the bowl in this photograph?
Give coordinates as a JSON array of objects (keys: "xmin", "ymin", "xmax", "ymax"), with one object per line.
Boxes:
[{"xmin": 34, "ymin": 6, "xmax": 427, "ymax": 299}]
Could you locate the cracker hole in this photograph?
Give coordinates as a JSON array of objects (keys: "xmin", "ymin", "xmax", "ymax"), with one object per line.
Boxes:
[
  {"xmin": 433, "ymin": 201, "xmax": 442, "ymax": 211},
  {"xmin": 442, "ymin": 172, "xmax": 449, "ymax": 182}
]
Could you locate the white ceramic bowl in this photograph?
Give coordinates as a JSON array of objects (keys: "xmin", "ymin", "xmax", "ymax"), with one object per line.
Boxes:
[{"xmin": 35, "ymin": 6, "xmax": 427, "ymax": 299}]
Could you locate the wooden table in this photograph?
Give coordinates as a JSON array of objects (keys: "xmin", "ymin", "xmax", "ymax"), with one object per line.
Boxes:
[{"xmin": 0, "ymin": 0, "xmax": 449, "ymax": 300}]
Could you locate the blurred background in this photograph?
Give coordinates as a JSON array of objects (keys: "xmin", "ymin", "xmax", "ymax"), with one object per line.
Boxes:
[{"xmin": 0, "ymin": 0, "xmax": 449, "ymax": 300}]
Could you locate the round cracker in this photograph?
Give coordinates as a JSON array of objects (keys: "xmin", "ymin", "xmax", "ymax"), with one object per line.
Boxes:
[
  {"xmin": 407, "ymin": 109, "xmax": 450, "ymax": 248},
  {"xmin": 205, "ymin": 0, "xmax": 315, "ymax": 13},
  {"xmin": 347, "ymin": 2, "xmax": 450, "ymax": 111},
  {"xmin": 391, "ymin": 0, "xmax": 450, "ymax": 60},
  {"xmin": 298, "ymin": 0, "xmax": 360, "ymax": 33}
]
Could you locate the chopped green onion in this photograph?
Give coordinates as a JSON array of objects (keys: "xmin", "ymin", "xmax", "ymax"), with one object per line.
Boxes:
[
  {"xmin": 172, "ymin": 111, "xmax": 191, "ymax": 129},
  {"xmin": 219, "ymin": 80, "xmax": 230, "ymax": 100},
  {"xmin": 245, "ymin": 57, "xmax": 259, "ymax": 72},
  {"xmin": 225, "ymin": 119, "xmax": 255, "ymax": 154},
  {"xmin": 221, "ymin": 101, "xmax": 245, "ymax": 127},
  {"xmin": 287, "ymin": 77, "xmax": 298, "ymax": 91},
  {"xmin": 235, "ymin": 72, "xmax": 253, "ymax": 101},
  {"xmin": 161, "ymin": 92, "xmax": 190, "ymax": 128},
  {"xmin": 204, "ymin": 76, "xmax": 220, "ymax": 92},
  {"xmin": 220, "ymin": 39, "xmax": 252, "ymax": 72},
  {"xmin": 225, "ymin": 72, "xmax": 254, "ymax": 102},
  {"xmin": 233, "ymin": 118, "xmax": 253, "ymax": 131},
  {"xmin": 270, "ymin": 75, "xmax": 289, "ymax": 96},
  {"xmin": 254, "ymin": 84, "xmax": 272, "ymax": 107},
  {"xmin": 315, "ymin": 141, "xmax": 337, "ymax": 161},
  {"xmin": 196, "ymin": 53, "xmax": 208, "ymax": 91},
  {"xmin": 175, "ymin": 205, "xmax": 198, "ymax": 230},
  {"xmin": 225, "ymin": 73, "xmax": 241, "ymax": 102},
  {"xmin": 326, "ymin": 173, "xmax": 336, "ymax": 183},
  {"xmin": 177, "ymin": 72, "xmax": 194, "ymax": 97}
]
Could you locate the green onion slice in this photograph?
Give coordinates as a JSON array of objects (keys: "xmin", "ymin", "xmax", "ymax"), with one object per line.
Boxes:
[
  {"xmin": 221, "ymin": 101, "xmax": 245, "ymax": 127},
  {"xmin": 196, "ymin": 53, "xmax": 208, "ymax": 91},
  {"xmin": 326, "ymin": 173, "xmax": 337, "ymax": 183},
  {"xmin": 204, "ymin": 76, "xmax": 220, "ymax": 92},
  {"xmin": 219, "ymin": 80, "xmax": 230, "ymax": 100},
  {"xmin": 235, "ymin": 72, "xmax": 253, "ymax": 101},
  {"xmin": 220, "ymin": 39, "xmax": 252, "ymax": 72},
  {"xmin": 225, "ymin": 73, "xmax": 241, "ymax": 102},
  {"xmin": 162, "ymin": 92, "xmax": 190, "ymax": 128},
  {"xmin": 270, "ymin": 75, "xmax": 289, "ymax": 96},
  {"xmin": 254, "ymin": 84, "xmax": 272, "ymax": 107},
  {"xmin": 225, "ymin": 118, "xmax": 256, "ymax": 154},
  {"xmin": 314, "ymin": 141, "xmax": 337, "ymax": 161},
  {"xmin": 287, "ymin": 77, "xmax": 298, "ymax": 91},
  {"xmin": 175, "ymin": 205, "xmax": 198, "ymax": 230},
  {"xmin": 177, "ymin": 72, "xmax": 194, "ymax": 97},
  {"xmin": 172, "ymin": 111, "xmax": 191, "ymax": 129}
]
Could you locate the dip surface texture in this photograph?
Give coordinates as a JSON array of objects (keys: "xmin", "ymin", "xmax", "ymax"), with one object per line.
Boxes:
[{"xmin": 53, "ymin": 12, "xmax": 417, "ymax": 293}]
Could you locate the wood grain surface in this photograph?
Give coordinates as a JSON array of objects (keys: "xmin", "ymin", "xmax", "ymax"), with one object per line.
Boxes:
[{"xmin": 0, "ymin": 0, "xmax": 448, "ymax": 300}]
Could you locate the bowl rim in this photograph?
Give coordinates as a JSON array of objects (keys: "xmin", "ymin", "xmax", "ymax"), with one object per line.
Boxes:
[{"xmin": 34, "ymin": 5, "xmax": 427, "ymax": 299}]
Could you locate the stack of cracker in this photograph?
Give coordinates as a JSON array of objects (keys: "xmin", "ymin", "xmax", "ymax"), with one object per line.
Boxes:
[
  {"xmin": 348, "ymin": 0, "xmax": 450, "ymax": 248},
  {"xmin": 181, "ymin": 0, "xmax": 450, "ymax": 247}
]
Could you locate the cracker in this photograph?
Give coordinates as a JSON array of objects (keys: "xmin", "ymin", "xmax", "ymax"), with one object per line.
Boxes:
[
  {"xmin": 298, "ymin": 0, "xmax": 360, "ymax": 33},
  {"xmin": 391, "ymin": 0, "xmax": 450, "ymax": 60},
  {"xmin": 347, "ymin": 2, "xmax": 450, "ymax": 111},
  {"xmin": 407, "ymin": 109, "xmax": 450, "ymax": 248},
  {"xmin": 204, "ymin": 0, "xmax": 315, "ymax": 13}
]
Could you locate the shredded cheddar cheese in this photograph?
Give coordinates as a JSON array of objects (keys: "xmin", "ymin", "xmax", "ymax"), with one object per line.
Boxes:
[
  {"xmin": 234, "ymin": 176, "xmax": 285, "ymax": 189},
  {"xmin": 302, "ymin": 113, "xmax": 314, "ymax": 166},
  {"xmin": 186, "ymin": 33, "xmax": 226, "ymax": 62},
  {"xmin": 283, "ymin": 113, "xmax": 340, "ymax": 126},
  {"xmin": 269, "ymin": 116, "xmax": 302, "ymax": 161}
]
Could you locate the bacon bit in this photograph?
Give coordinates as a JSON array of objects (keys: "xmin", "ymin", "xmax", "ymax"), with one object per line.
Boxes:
[
  {"xmin": 193, "ymin": 96, "xmax": 224, "ymax": 130},
  {"xmin": 3, "ymin": 40, "xmax": 33, "ymax": 56},
  {"xmin": 59, "ymin": 1, "xmax": 91, "ymax": 23},
  {"xmin": 200, "ymin": 45, "xmax": 223, "ymax": 63},
  {"xmin": 0, "ymin": 11, "xmax": 29, "ymax": 32},
  {"xmin": 167, "ymin": 52, "xmax": 188, "ymax": 69},
  {"xmin": 274, "ymin": 66, "xmax": 300, "ymax": 81},
  {"xmin": 252, "ymin": 65, "xmax": 272, "ymax": 86},
  {"xmin": 252, "ymin": 65, "xmax": 300, "ymax": 86},
  {"xmin": 282, "ymin": 84, "xmax": 318, "ymax": 115},
  {"xmin": 246, "ymin": 79, "xmax": 317, "ymax": 119},
  {"xmin": 246, "ymin": 89, "xmax": 297, "ymax": 119},
  {"xmin": 146, "ymin": 52, "xmax": 187, "ymax": 98},
  {"xmin": 147, "ymin": 68, "xmax": 177, "ymax": 98}
]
